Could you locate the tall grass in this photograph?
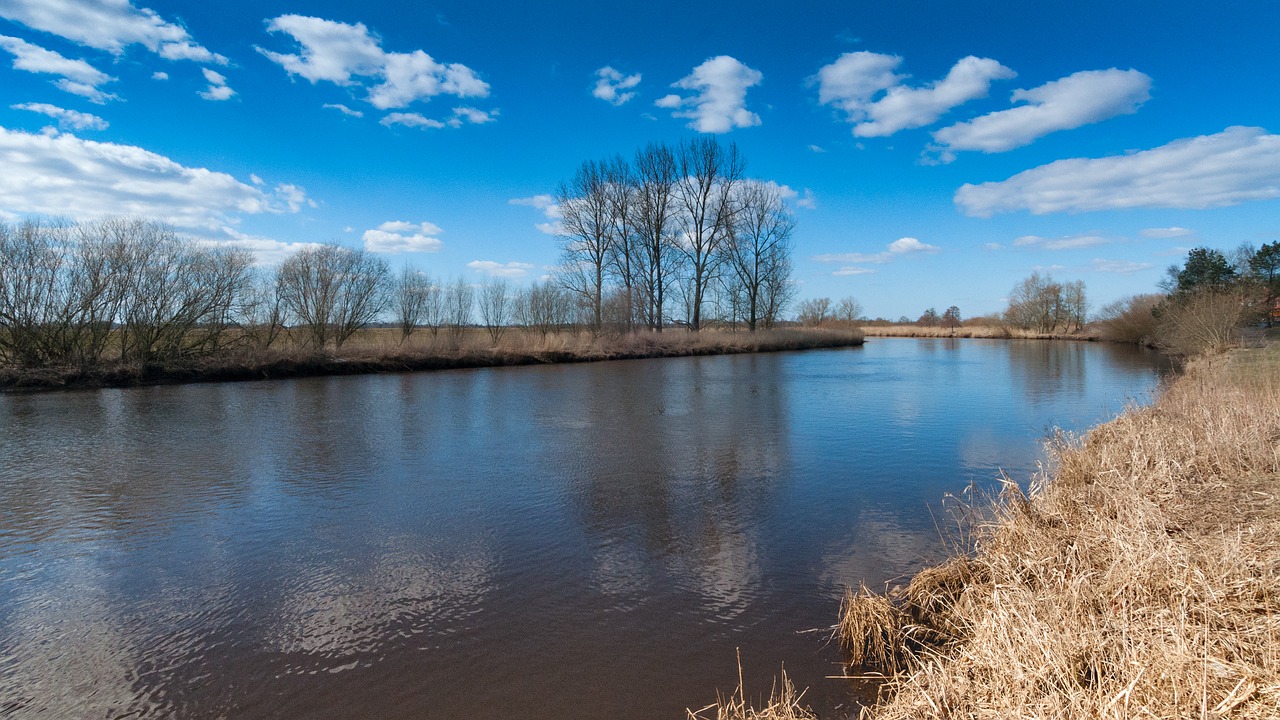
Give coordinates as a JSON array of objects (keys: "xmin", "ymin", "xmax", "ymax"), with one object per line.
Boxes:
[
  {"xmin": 838, "ymin": 343, "xmax": 1280, "ymax": 718},
  {"xmin": 858, "ymin": 324, "xmax": 1095, "ymax": 340}
]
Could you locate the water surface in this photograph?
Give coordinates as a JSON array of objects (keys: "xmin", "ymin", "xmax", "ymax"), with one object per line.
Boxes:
[{"xmin": 0, "ymin": 338, "xmax": 1168, "ymax": 718}]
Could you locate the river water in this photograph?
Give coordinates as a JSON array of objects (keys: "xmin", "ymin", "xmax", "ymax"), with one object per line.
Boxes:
[{"xmin": 0, "ymin": 338, "xmax": 1168, "ymax": 718}]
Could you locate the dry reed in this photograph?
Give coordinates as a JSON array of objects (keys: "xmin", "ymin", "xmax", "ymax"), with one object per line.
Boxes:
[
  {"xmin": 858, "ymin": 324, "xmax": 1095, "ymax": 340},
  {"xmin": 845, "ymin": 343, "xmax": 1280, "ymax": 719},
  {"xmin": 688, "ymin": 652, "xmax": 817, "ymax": 720}
]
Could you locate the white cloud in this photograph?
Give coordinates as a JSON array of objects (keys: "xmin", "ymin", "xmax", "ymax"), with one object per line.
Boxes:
[
  {"xmin": 151, "ymin": 71, "xmax": 168, "ymax": 80},
  {"xmin": 273, "ymin": 183, "xmax": 316, "ymax": 212},
  {"xmin": 0, "ymin": 124, "xmax": 307, "ymax": 228},
  {"xmin": 362, "ymin": 220, "xmax": 444, "ymax": 253},
  {"xmin": 815, "ymin": 52, "xmax": 1015, "ymax": 138},
  {"xmin": 984, "ymin": 242, "xmax": 1004, "ymax": 250},
  {"xmin": 0, "ymin": 34, "xmax": 117, "ymax": 103},
  {"xmin": 1012, "ymin": 234, "xmax": 1109, "ymax": 250},
  {"xmin": 0, "ymin": 0, "xmax": 226, "ymax": 64},
  {"xmin": 467, "ymin": 260, "xmax": 533, "ymax": 278},
  {"xmin": 832, "ymin": 266, "xmax": 875, "ymax": 276},
  {"xmin": 930, "ymin": 69, "xmax": 1151, "ymax": 161},
  {"xmin": 510, "ymin": 193, "xmax": 562, "ymax": 234},
  {"xmin": 815, "ymin": 236, "xmax": 939, "ymax": 265},
  {"xmin": 955, "ymin": 126, "xmax": 1280, "ymax": 217},
  {"xmin": 216, "ymin": 227, "xmax": 322, "ymax": 266},
  {"xmin": 260, "ymin": 15, "xmax": 489, "ymax": 111},
  {"xmin": 657, "ymin": 55, "xmax": 762, "ymax": 133},
  {"xmin": 11, "ymin": 102, "xmax": 107, "ymax": 131},
  {"xmin": 323, "ymin": 103, "xmax": 364, "ymax": 117},
  {"xmin": 795, "ymin": 188, "xmax": 817, "ymax": 210},
  {"xmin": 448, "ymin": 106, "xmax": 496, "ymax": 127},
  {"xmin": 1140, "ymin": 226, "xmax": 1194, "ymax": 239},
  {"xmin": 380, "ymin": 112, "xmax": 445, "ymax": 129},
  {"xmin": 807, "ymin": 144, "xmax": 826, "ymax": 153},
  {"xmin": 198, "ymin": 67, "xmax": 234, "ymax": 101},
  {"xmin": 1090, "ymin": 258, "xmax": 1153, "ymax": 274},
  {"xmin": 593, "ymin": 66, "xmax": 642, "ymax": 105}
]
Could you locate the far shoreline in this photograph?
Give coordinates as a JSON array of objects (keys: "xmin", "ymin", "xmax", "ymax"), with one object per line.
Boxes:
[{"xmin": 0, "ymin": 327, "xmax": 865, "ymax": 395}]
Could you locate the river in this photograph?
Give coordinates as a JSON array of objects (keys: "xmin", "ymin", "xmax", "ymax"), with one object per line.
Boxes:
[{"xmin": 0, "ymin": 338, "xmax": 1169, "ymax": 718}]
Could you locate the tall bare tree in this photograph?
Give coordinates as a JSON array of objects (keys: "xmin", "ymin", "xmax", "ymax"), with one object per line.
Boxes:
[
  {"xmin": 445, "ymin": 276, "xmax": 475, "ymax": 340},
  {"xmin": 478, "ymin": 277, "xmax": 512, "ymax": 344},
  {"xmin": 633, "ymin": 142, "xmax": 679, "ymax": 331},
  {"xmin": 674, "ymin": 137, "xmax": 745, "ymax": 330},
  {"xmin": 722, "ymin": 180, "xmax": 795, "ymax": 331},
  {"xmin": 604, "ymin": 155, "xmax": 640, "ymax": 332},
  {"xmin": 394, "ymin": 265, "xmax": 432, "ymax": 344},
  {"xmin": 557, "ymin": 159, "xmax": 614, "ymax": 333}
]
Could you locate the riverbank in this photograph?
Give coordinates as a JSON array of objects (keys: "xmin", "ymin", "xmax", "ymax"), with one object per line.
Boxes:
[
  {"xmin": 0, "ymin": 327, "xmax": 864, "ymax": 393},
  {"xmin": 838, "ymin": 343, "xmax": 1280, "ymax": 718},
  {"xmin": 859, "ymin": 323, "xmax": 1096, "ymax": 340}
]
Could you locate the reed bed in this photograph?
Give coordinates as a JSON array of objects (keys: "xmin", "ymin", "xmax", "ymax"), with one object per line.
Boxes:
[
  {"xmin": 840, "ymin": 343, "xmax": 1280, "ymax": 718},
  {"xmin": 0, "ymin": 327, "xmax": 864, "ymax": 392},
  {"xmin": 858, "ymin": 324, "xmax": 1095, "ymax": 340}
]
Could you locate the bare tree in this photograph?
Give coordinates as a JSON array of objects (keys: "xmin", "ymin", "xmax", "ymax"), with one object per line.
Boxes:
[
  {"xmin": 478, "ymin": 278, "xmax": 512, "ymax": 344},
  {"xmin": 674, "ymin": 137, "xmax": 745, "ymax": 330},
  {"xmin": 604, "ymin": 155, "xmax": 641, "ymax": 332},
  {"xmin": 796, "ymin": 297, "xmax": 832, "ymax": 326},
  {"xmin": 633, "ymin": 142, "xmax": 679, "ymax": 331},
  {"xmin": 445, "ymin": 276, "xmax": 475, "ymax": 340},
  {"xmin": 394, "ymin": 265, "xmax": 432, "ymax": 344},
  {"xmin": 722, "ymin": 180, "xmax": 795, "ymax": 331},
  {"xmin": 557, "ymin": 159, "xmax": 615, "ymax": 333},
  {"xmin": 276, "ymin": 243, "xmax": 389, "ymax": 350},
  {"xmin": 835, "ymin": 297, "xmax": 863, "ymax": 326},
  {"xmin": 1004, "ymin": 273, "xmax": 1087, "ymax": 332}
]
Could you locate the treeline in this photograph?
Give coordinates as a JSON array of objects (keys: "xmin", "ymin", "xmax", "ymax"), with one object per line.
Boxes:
[
  {"xmin": 1096, "ymin": 243, "xmax": 1280, "ymax": 354},
  {"xmin": 552, "ymin": 137, "xmax": 795, "ymax": 333},
  {"xmin": 0, "ymin": 217, "xmax": 591, "ymax": 371}
]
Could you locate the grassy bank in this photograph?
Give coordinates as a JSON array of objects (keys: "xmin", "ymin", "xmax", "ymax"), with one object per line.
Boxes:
[
  {"xmin": 835, "ymin": 343, "xmax": 1280, "ymax": 718},
  {"xmin": 859, "ymin": 323, "xmax": 1096, "ymax": 341},
  {"xmin": 0, "ymin": 327, "xmax": 864, "ymax": 393}
]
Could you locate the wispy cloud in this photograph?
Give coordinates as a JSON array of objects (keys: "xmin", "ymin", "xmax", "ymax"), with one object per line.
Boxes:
[
  {"xmin": 930, "ymin": 69, "xmax": 1151, "ymax": 162},
  {"xmin": 0, "ymin": 34, "xmax": 117, "ymax": 103},
  {"xmin": 198, "ymin": 67, "xmax": 234, "ymax": 101},
  {"xmin": 814, "ymin": 236, "xmax": 940, "ymax": 264},
  {"xmin": 323, "ymin": 103, "xmax": 363, "ymax": 118},
  {"xmin": 1140, "ymin": 226, "xmax": 1195, "ymax": 239},
  {"xmin": 467, "ymin": 260, "xmax": 533, "ymax": 278},
  {"xmin": 1012, "ymin": 234, "xmax": 1109, "ymax": 250},
  {"xmin": 510, "ymin": 194, "xmax": 562, "ymax": 234},
  {"xmin": 1090, "ymin": 258, "xmax": 1153, "ymax": 274},
  {"xmin": 0, "ymin": 0, "xmax": 226, "ymax": 64},
  {"xmin": 11, "ymin": 102, "xmax": 107, "ymax": 131},
  {"xmin": 955, "ymin": 126, "xmax": 1280, "ymax": 216},
  {"xmin": 593, "ymin": 66, "xmax": 641, "ymax": 105},
  {"xmin": 814, "ymin": 52, "xmax": 1015, "ymax": 138}
]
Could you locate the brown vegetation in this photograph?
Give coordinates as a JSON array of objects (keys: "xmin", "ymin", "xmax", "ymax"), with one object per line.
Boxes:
[
  {"xmin": 0, "ymin": 326, "xmax": 864, "ymax": 392},
  {"xmin": 858, "ymin": 324, "xmax": 1095, "ymax": 340},
  {"xmin": 838, "ymin": 343, "xmax": 1280, "ymax": 718},
  {"xmin": 688, "ymin": 653, "xmax": 816, "ymax": 720}
]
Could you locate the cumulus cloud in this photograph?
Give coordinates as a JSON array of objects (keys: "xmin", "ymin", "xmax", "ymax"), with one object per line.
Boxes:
[
  {"xmin": 467, "ymin": 260, "xmax": 534, "ymax": 278},
  {"xmin": 1140, "ymin": 226, "xmax": 1194, "ymax": 239},
  {"xmin": 362, "ymin": 220, "xmax": 444, "ymax": 253},
  {"xmin": 1090, "ymin": 258, "xmax": 1153, "ymax": 274},
  {"xmin": 593, "ymin": 66, "xmax": 641, "ymax": 105},
  {"xmin": 0, "ymin": 0, "xmax": 225, "ymax": 64},
  {"xmin": 216, "ymin": 227, "xmax": 322, "ymax": 266},
  {"xmin": 510, "ymin": 193, "xmax": 562, "ymax": 234},
  {"xmin": 198, "ymin": 67, "xmax": 234, "ymax": 101},
  {"xmin": 0, "ymin": 34, "xmax": 117, "ymax": 103},
  {"xmin": 380, "ymin": 112, "xmax": 444, "ymax": 129},
  {"xmin": 814, "ymin": 52, "xmax": 1015, "ymax": 137},
  {"xmin": 323, "ymin": 102, "xmax": 363, "ymax": 117},
  {"xmin": 448, "ymin": 106, "xmax": 496, "ymax": 127},
  {"xmin": 814, "ymin": 236, "xmax": 940, "ymax": 265},
  {"xmin": 930, "ymin": 69, "xmax": 1151, "ymax": 161},
  {"xmin": 0, "ymin": 124, "xmax": 308, "ymax": 228},
  {"xmin": 1012, "ymin": 234, "xmax": 1109, "ymax": 250},
  {"xmin": 11, "ymin": 102, "xmax": 107, "ymax": 131},
  {"xmin": 151, "ymin": 70, "xmax": 168, "ymax": 80},
  {"xmin": 259, "ymin": 14, "xmax": 489, "ymax": 111},
  {"xmin": 955, "ymin": 126, "xmax": 1280, "ymax": 217},
  {"xmin": 656, "ymin": 55, "xmax": 762, "ymax": 133}
]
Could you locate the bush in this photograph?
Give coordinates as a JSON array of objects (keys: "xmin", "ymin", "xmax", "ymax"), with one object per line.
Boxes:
[
  {"xmin": 1154, "ymin": 290, "xmax": 1246, "ymax": 356},
  {"xmin": 1092, "ymin": 294, "xmax": 1162, "ymax": 345}
]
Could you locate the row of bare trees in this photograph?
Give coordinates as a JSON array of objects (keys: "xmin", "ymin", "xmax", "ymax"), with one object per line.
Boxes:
[
  {"xmin": 1003, "ymin": 272, "xmax": 1087, "ymax": 333},
  {"xmin": 554, "ymin": 137, "xmax": 795, "ymax": 333}
]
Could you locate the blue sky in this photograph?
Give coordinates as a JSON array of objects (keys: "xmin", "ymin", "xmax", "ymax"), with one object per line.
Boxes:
[{"xmin": 1, "ymin": 0, "xmax": 1278, "ymax": 319}]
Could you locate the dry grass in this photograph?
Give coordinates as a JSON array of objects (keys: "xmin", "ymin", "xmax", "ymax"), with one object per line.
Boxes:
[
  {"xmin": 859, "ymin": 324, "xmax": 1095, "ymax": 340},
  {"xmin": 0, "ymin": 326, "xmax": 864, "ymax": 392},
  {"xmin": 845, "ymin": 342, "xmax": 1280, "ymax": 719},
  {"xmin": 688, "ymin": 652, "xmax": 817, "ymax": 720}
]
